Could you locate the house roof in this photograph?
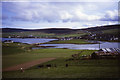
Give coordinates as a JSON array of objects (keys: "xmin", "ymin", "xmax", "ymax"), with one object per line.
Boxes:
[
  {"xmin": 100, "ymin": 48, "xmax": 120, "ymax": 53},
  {"xmin": 94, "ymin": 48, "xmax": 120, "ymax": 56}
]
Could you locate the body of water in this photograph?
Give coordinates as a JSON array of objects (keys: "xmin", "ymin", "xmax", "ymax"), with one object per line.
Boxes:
[
  {"xmin": 1, "ymin": 38, "xmax": 119, "ymax": 50},
  {"xmin": 39, "ymin": 42, "xmax": 119, "ymax": 50},
  {"xmin": 1, "ymin": 38, "xmax": 57, "ymax": 44}
]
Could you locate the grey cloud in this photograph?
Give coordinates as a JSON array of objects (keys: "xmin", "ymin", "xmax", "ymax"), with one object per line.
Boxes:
[{"xmin": 2, "ymin": 2, "xmax": 118, "ymax": 23}]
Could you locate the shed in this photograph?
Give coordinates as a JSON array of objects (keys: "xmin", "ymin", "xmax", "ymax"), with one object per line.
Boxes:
[{"xmin": 91, "ymin": 48, "xmax": 120, "ymax": 59}]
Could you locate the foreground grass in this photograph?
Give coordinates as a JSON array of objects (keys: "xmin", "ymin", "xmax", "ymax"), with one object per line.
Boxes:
[
  {"xmin": 44, "ymin": 39, "xmax": 95, "ymax": 44},
  {"xmin": 3, "ymin": 59, "xmax": 120, "ymax": 78},
  {"xmin": 3, "ymin": 44, "xmax": 95, "ymax": 68},
  {"xmin": 2, "ymin": 43, "xmax": 120, "ymax": 78}
]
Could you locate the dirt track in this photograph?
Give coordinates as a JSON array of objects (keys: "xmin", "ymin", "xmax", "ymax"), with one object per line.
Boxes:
[{"xmin": 3, "ymin": 58, "xmax": 56, "ymax": 72}]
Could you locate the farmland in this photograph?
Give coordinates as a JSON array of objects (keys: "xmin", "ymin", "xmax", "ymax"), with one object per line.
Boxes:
[
  {"xmin": 2, "ymin": 31, "xmax": 86, "ymax": 38},
  {"xmin": 2, "ymin": 43, "xmax": 120, "ymax": 78},
  {"xmin": 3, "ymin": 58, "xmax": 120, "ymax": 78},
  {"xmin": 2, "ymin": 24, "xmax": 120, "ymax": 42},
  {"xmin": 2, "ymin": 43, "xmax": 88, "ymax": 68},
  {"xmin": 44, "ymin": 39, "xmax": 96, "ymax": 44},
  {"xmin": 2, "ymin": 24, "xmax": 120, "ymax": 78},
  {"xmin": 103, "ymin": 29, "xmax": 119, "ymax": 35}
]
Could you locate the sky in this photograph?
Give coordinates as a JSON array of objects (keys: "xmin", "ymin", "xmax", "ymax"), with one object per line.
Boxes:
[{"xmin": 1, "ymin": 0, "xmax": 119, "ymax": 29}]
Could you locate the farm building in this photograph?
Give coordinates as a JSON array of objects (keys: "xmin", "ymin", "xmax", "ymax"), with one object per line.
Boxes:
[
  {"xmin": 91, "ymin": 48, "xmax": 120, "ymax": 59},
  {"xmin": 59, "ymin": 37, "xmax": 73, "ymax": 41}
]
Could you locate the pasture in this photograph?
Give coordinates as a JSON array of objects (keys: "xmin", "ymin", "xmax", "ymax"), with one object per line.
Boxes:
[
  {"xmin": 3, "ymin": 43, "xmax": 93, "ymax": 68},
  {"xmin": 44, "ymin": 39, "xmax": 94, "ymax": 44},
  {"xmin": 102, "ymin": 29, "xmax": 119, "ymax": 35},
  {"xmin": 3, "ymin": 59, "xmax": 120, "ymax": 78},
  {"xmin": 2, "ymin": 31, "xmax": 86, "ymax": 38},
  {"xmin": 2, "ymin": 43, "xmax": 120, "ymax": 78}
]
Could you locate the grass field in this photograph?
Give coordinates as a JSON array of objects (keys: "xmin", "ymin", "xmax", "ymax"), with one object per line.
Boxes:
[
  {"xmin": 2, "ymin": 43, "xmax": 33, "ymax": 55},
  {"xmin": 3, "ymin": 58, "xmax": 120, "ymax": 78},
  {"xmin": 57, "ymin": 33, "xmax": 86, "ymax": 38},
  {"xmin": 103, "ymin": 29, "xmax": 119, "ymax": 35},
  {"xmin": 2, "ymin": 31, "xmax": 86, "ymax": 38},
  {"xmin": 2, "ymin": 31, "xmax": 55, "ymax": 38},
  {"xmin": 3, "ymin": 43, "xmax": 93, "ymax": 68},
  {"xmin": 3, "ymin": 48, "xmax": 95, "ymax": 68},
  {"xmin": 44, "ymin": 39, "xmax": 95, "ymax": 44},
  {"xmin": 2, "ymin": 43, "xmax": 120, "ymax": 78}
]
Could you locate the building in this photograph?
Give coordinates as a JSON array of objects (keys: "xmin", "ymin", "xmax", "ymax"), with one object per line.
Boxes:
[
  {"xmin": 91, "ymin": 48, "xmax": 120, "ymax": 59},
  {"xmin": 59, "ymin": 37, "xmax": 73, "ymax": 41}
]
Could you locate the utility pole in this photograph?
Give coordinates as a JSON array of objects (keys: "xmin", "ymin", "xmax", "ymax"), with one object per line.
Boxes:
[{"xmin": 99, "ymin": 42, "xmax": 100, "ymax": 50}]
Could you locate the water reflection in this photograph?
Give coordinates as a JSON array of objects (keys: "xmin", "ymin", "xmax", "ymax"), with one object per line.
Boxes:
[
  {"xmin": 1, "ymin": 38, "xmax": 119, "ymax": 50},
  {"xmin": 1, "ymin": 38, "xmax": 57, "ymax": 44},
  {"xmin": 40, "ymin": 42, "xmax": 119, "ymax": 50}
]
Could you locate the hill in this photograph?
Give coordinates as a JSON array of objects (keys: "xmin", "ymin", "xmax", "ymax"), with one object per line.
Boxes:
[
  {"xmin": 82, "ymin": 24, "xmax": 120, "ymax": 32},
  {"xmin": 1, "ymin": 24, "xmax": 120, "ymax": 40},
  {"xmin": 2, "ymin": 24, "xmax": 120, "ymax": 33},
  {"xmin": 2, "ymin": 28, "xmax": 78, "ymax": 34}
]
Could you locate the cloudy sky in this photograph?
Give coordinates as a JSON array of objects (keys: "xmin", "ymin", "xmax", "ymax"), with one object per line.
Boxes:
[{"xmin": 2, "ymin": 0, "xmax": 119, "ymax": 29}]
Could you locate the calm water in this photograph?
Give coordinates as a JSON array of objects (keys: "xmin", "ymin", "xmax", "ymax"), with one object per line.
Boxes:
[
  {"xmin": 1, "ymin": 38, "xmax": 57, "ymax": 44},
  {"xmin": 39, "ymin": 42, "xmax": 120, "ymax": 50},
  {"xmin": 1, "ymin": 38, "xmax": 120, "ymax": 50}
]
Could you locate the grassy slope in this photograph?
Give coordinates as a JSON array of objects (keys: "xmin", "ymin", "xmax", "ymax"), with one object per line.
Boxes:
[
  {"xmin": 2, "ymin": 31, "xmax": 55, "ymax": 38},
  {"xmin": 3, "ymin": 59, "xmax": 120, "ymax": 78},
  {"xmin": 102, "ymin": 29, "xmax": 119, "ymax": 35},
  {"xmin": 2, "ymin": 31, "xmax": 86, "ymax": 38},
  {"xmin": 3, "ymin": 44, "xmax": 92, "ymax": 68},
  {"xmin": 2, "ymin": 43, "xmax": 120, "ymax": 78},
  {"xmin": 2, "ymin": 43, "xmax": 33, "ymax": 55},
  {"xmin": 44, "ymin": 39, "xmax": 94, "ymax": 44},
  {"xmin": 57, "ymin": 33, "xmax": 86, "ymax": 38}
]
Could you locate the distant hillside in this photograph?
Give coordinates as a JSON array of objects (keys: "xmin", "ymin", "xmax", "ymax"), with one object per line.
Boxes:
[
  {"xmin": 2, "ymin": 24, "xmax": 120, "ymax": 33},
  {"xmin": 35, "ymin": 28, "xmax": 78, "ymax": 34},
  {"xmin": 1, "ymin": 24, "xmax": 120, "ymax": 39},
  {"xmin": 2, "ymin": 28, "xmax": 79, "ymax": 34},
  {"xmin": 2, "ymin": 28, "xmax": 32, "ymax": 32},
  {"xmin": 81, "ymin": 24, "xmax": 120, "ymax": 32}
]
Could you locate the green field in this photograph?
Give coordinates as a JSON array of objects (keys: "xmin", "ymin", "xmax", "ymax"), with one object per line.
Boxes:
[
  {"xmin": 2, "ymin": 31, "xmax": 55, "ymax": 38},
  {"xmin": 44, "ymin": 39, "xmax": 95, "ymax": 44},
  {"xmin": 2, "ymin": 43, "xmax": 33, "ymax": 55},
  {"xmin": 3, "ymin": 48, "xmax": 95, "ymax": 68},
  {"xmin": 2, "ymin": 43, "xmax": 120, "ymax": 78},
  {"xmin": 102, "ymin": 29, "xmax": 119, "ymax": 35},
  {"xmin": 3, "ymin": 43, "xmax": 91, "ymax": 68},
  {"xmin": 2, "ymin": 31, "xmax": 86, "ymax": 38},
  {"xmin": 3, "ymin": 58, "xmax": 120, "ymax": 78},
  {"xmin": 57, "ymin": 33, "xmax": 86, "ymax": 38}
]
